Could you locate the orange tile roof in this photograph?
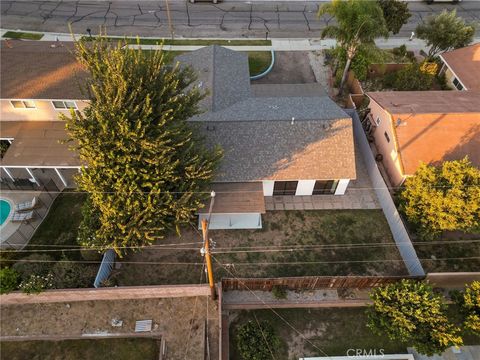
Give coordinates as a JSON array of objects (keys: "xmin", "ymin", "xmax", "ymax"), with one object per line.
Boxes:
[
  {"xmin": 367, "ymin": 91, "xmax": 480, "ymax": 175},
  {"xmin": 440, "ymin": 43, "xmax": 480, "ymax": 91}
]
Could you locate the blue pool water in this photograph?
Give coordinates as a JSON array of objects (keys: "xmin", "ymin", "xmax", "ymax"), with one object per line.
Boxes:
[{"xmin": 0, "ymin": 199, "xmax": 12, "ymax": 226}]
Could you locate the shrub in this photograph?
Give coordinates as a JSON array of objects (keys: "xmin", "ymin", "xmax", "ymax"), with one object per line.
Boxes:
[
  {"xmin": 13, "ymin": 254, "xmax": 54, "ymax": 281},
  {"xmin": 80, "ymin": 248, "xmax": 103, "ymax": 262},
  {"xmin": 420, "ymin": 61, "xmax": 438, "ymax": 76},
  {"xmin": 236, "ymin": 320, "xmax": 281, "ymax": 360},
  {"xmin": 271, "ymin": 285, "xmax": 288, "ymax": 300},
  {"xmin": 368, "ymin": 280, "xmax": 463, "ymax": 356},
  {"xmin": 19, "ymin": 273, "xmax": 54, "ymax": 294},
  {"xmin": 459, "ymin": 281, "xmax": 480, "ymax": 335},
  {"xmin": 383, "ymin": 63, "xmax": 434, "ymax": 90},
  {"xmin": 0, "ymin": 267, "xmax": 19, "ymax": 294},
  {"xmin": 50, "ymin": 260, "xmax": 97, "ymax": 289}
]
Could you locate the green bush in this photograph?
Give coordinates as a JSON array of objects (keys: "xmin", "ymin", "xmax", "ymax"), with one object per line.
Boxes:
[
  {"xmin": 13, "ymin": 254, "xmax": 54, "ymax": 281},
  {"xmin": 271, "ymin": 285, "xmax": 288, "ymax": 300},
  {"xmin": 383, "ymin": 63, "xmax": 434, "ymax": 90},
  {"xmin": 236, "ymin": 320, "xmax": 281, "ymax": 360},
  {"xmin": 461, "ymin": 281, "xmax": 480, "ymax": 335},
  {"xmin": 50, "ymin": 260, "xmax": 97, "ymax": 289},
  {"xmin": 0, "ymin": 267, "xmax": 19, "ymax": 294},
  {"xmin": 19, "ymin": 273, "xmax": 54, "ymax": 294}
]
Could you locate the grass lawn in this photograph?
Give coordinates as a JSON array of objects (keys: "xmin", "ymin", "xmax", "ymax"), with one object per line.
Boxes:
[
  {"xmin": 81, "ymin": 36, "xmax": 271, "ymax": 46},
  {"xmin": 247, "ymin": 51, "xmax": 272, "ymax": 76},
  {"xmin": 413, "ymin": 232, "xmax": 480, "ymax": 273},
  {"xmin": 26, "ymin": 192, "xmax": 87, "ymax": 260},
  {"xmin": 229, "ymin": 306, "xmax": 480, "ymax": 360},
  {"xmin": 3, "ymin": 31, "xmax": 44, "ymax": 40},
  {"xmin": 116, "ymin": 210, "xmax": 406, "ymax": 286},
  {"xmin": 0, "ymin": 338, "xmax": 159, "ymax": 360},
  {"xmin": 229, "ymin": 308, "xmax": 408, "ymax": 360}
]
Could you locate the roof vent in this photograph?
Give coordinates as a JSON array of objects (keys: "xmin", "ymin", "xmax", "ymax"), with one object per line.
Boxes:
[
  {"xmin": 206, "ymin": 125, "xmax": 216, "ymax": 131},
  {"xmin": 291, "ymin": 117, "xmax": 295, "ymax": 125}
]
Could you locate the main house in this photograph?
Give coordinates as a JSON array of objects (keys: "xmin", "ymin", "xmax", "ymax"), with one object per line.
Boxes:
[
  {"xmin": 366, "ymin": 91, "xmax": 480, "ymax": 187},
  {"xmin": 1, "ymin": 41, "xmax": 357, "ymax": 229}
]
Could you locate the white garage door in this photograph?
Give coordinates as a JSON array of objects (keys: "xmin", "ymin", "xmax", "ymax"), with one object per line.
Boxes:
[{"xmin": 198, "ymin": 213, "xmax": 262, "ymax": 230}]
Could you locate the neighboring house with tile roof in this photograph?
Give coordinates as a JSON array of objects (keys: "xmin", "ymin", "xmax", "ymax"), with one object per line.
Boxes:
[
  {"xmin": 439, "ymin": 43, "xmax": 480, "ymax": 91},
  {"xmin": 366, "ymin": 91, "xmax": 480, "ymax": 187},
  {"xmin": 1, "ymin": 41, "xmax": 357, "ymax": 229}
]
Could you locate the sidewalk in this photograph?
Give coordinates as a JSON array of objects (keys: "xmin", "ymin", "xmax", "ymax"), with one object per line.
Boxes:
[{"xmin": 5, "ymin": 28, "xmax": 479, "ymax": 52}]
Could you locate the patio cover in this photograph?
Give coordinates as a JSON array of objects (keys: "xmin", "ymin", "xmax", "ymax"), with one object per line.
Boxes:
[
  {"xmin": 198, "ymin": 182, "xmax": 266, "ymax": 214},
  {"xmin": 0, "ymin": 121, "xmax": 80, "ymax": 167}
]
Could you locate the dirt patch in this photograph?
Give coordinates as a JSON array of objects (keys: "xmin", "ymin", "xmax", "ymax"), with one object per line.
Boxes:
[
  {"xmin": 115, "ymin": 210, "xmax": 406, "ymax": 286},
  {"xmin": 252, "ymin": 51, "xmax": 316, "ymax": 84},
  {"xmin": 0, "ymin": 297, "xmax": 218, "ymax": 360}
]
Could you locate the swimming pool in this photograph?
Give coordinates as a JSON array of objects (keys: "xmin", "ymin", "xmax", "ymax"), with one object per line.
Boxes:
[{"xmin": 0, "ymin": 199, "xmax": 12, "ymax": 226}]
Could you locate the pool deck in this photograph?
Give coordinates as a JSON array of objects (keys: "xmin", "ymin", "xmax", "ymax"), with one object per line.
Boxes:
[{"xmin": 0, "ymin": 190, "xmax": 56, "ymax": 250}]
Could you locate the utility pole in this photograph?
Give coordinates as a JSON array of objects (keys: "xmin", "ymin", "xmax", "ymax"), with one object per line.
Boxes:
[
  {"xmin": 165, "ymin": 0, "xmax": 174, "ymax": 40},
  {"xmin": 201, "ymin": 218, "xmax": 216, "ymax": 299}
]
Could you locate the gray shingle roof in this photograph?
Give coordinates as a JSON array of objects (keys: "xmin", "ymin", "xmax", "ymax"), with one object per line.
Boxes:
[
  {"xmin": 195, "ymin": 118, "xmax": 356, "ymax": 182},
  {"xmin": 177, "ymin": 46, "xmax": 356, "ymax": 182},
  {"xmin": 174, "ymin": 46, "xmax": 251, "ymax": 111}
]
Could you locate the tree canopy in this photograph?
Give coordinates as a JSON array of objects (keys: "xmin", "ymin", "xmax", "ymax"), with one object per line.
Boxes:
[
  {"xmin": 318, "ymin": 0, "xmax": 388, "ymax": 93},
  {"xmin": 65, "ymin": 38, "xmax": 221, "ymax": 254},
  {"xmin": 416, "ymin": 9, "xmax": 475, "ymax": 58},
  {"xmin": 368, "ymin": 280, "xmax": 463, "ymax": 356},
  {"xmin": 378, "ymin": 0, "xmax": 411, "ymax": 35},
  {"xmin": 400, "ymin": 158, "xmax": 480, "ymax": 238}
]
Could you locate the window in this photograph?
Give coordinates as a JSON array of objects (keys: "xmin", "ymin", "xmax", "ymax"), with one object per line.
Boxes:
[
  {"xmin": 10, "ymin": 100, "xmax": 36, "ymax": 109},
  {"xmin": 52, "ymin": 100, "xmax": 77, "ymax": 110},
  {"xmin": 273, "ymin": 181, "xmax": 298, "ymax": 196},
  {"xmin": 384, "ymin": 131, "xmax": 390, "ymax": 143},
  {"xmin": 452, "ymin": 78, "xmax": 464, "ymax": 91},
  {"xmin": 312, "ymin": 180, "xmax": 339, "ymax": 195}
]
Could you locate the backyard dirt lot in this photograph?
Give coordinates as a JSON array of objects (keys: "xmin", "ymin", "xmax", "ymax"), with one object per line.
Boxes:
[
  {"xmin": 115, "ymin": 210, "xmax": 407, "ymax": 286},
  {"xmin": 0, "ymin": 296, "xmax": 218, "ymax": 360}
]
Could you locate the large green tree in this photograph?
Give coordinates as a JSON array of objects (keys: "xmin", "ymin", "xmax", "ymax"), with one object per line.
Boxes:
[
  {"xmin": 416, "ymin": 9, "xmax": 475, "ymax": 58},
  {"xmin": 65, "ymin": 38, "xmax": 221, "ymax": 254},
  {"xmin": 318, "ymin": 0, "xmax": 388, "ymax": 94},
  {"xmin": 400, "ymin": 158, "xmax": 480, "ymax": 238},
  {"xmin": 368, "ymin": 280, "xmax": 463, "ymax": 356},
  {"xmin": 378, "ymin": 0, "xmax": 411, "ymax": 35}
]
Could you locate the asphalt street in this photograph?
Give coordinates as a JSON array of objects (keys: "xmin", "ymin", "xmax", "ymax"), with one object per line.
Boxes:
[{"xmin": 1, "ymin": 1, "xmax": 480, "ymax": 38}]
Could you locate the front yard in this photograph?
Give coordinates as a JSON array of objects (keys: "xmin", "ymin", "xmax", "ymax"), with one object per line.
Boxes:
[{"xmin": 115, "ymin": 210, "xmax": 406, "ymax": 286}]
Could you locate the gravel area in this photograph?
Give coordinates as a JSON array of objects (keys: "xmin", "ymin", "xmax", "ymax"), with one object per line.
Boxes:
[{"xmin": 222, "ymin": 289, "xmax": 339, "ymax": 305}]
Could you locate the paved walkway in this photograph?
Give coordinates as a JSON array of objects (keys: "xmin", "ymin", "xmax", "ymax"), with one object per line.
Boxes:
[{"xmin": 4, "ymin": 28, "xmax": 479, "ymax": 52}]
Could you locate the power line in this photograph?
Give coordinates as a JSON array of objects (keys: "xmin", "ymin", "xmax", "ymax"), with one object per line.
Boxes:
[
  {"xmin": 3, "ymin": 238, "xmax": 479, "ymax": 254},
  {"xmin": 1, "ymin": 256, "xmax": 479, "ymax": 266}
]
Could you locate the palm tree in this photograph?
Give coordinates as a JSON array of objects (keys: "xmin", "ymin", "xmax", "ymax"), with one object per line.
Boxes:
[{"xmin": 318, "ymin": 0, "xmax": 388, "ymax": 94}]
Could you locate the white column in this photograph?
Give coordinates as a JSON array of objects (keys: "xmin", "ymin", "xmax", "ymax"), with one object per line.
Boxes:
[
  {"xmin": 334, "ymin": 179, "xmax": 350, "ymax": 195},
  {"xmin": 295, "ymin": 180, "xmax": 316, "ymax": 196},
  {"xmin": 2, "ymin": 167, "xmax": 15, "ymax": 182},
  {"xmin": 262, "ymin": 180, "xmax": 274, "ymax": 196},
  {"xmin": 54, "ymin": 168, "xmax": 68, "ymax": 188},
  {"xmin": 26, "ymin": 168, "xmax": 39, "ymax": 186}
]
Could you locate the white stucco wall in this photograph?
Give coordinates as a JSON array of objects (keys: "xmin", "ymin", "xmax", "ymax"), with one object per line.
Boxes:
[
  {"xmin": 334, "ymin": 179, "xmax": 350, "ymax": 195},
  {"xmin": 295, "ymin": 180, "xmax": 316, "ymax": 196},
  {"xmin": 262, "ymin": 180, "xmax": 274, "ymax": 196}
]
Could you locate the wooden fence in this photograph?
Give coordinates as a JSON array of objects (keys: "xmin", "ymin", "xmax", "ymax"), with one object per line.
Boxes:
[{"xmin": 221, "ymin": 275, "xmax": 421, "ymax": 291}]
